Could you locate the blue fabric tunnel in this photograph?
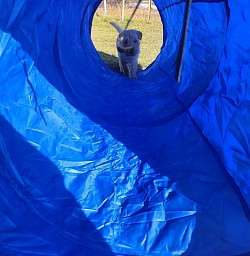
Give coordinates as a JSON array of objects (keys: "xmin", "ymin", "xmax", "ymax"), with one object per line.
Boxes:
[{"xmin": 0, "ymin": 0, "xmax": 250, "ymax": 255}]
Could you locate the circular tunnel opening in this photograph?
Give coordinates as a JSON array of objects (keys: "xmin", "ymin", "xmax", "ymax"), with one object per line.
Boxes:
[
  {"xmin": 91, "ymin": 0, "xmax": 163, "ymax": 76},
  {"xmin": 76, "ymin": 0, "xmax": 228, "ymax": 126}
]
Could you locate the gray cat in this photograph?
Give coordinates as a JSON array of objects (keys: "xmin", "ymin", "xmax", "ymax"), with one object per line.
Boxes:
[{"xmin": 110, "ymin": 22, "xmax": 142, "ymax": 79}]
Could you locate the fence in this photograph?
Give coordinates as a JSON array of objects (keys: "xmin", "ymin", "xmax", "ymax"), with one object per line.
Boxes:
[{"xmin": 101, "ymin": 0, "xmax": 157, "ymax": 21}]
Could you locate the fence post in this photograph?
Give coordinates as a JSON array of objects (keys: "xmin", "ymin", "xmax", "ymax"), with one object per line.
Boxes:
[
  {"xmin": 103, "ymin": 0, "xmax": 107, "ymax": 14},
  {"xmin": 148, "ymin": 0, "xmax": 152, "ymax": 20},
  {"xmin": 121, "ymin": 0, "xmax": 125, "ymax": 21}
]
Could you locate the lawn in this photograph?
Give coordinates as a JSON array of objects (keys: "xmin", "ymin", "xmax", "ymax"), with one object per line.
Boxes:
[{"xmin": 91, "ymin": 4, "xmax": 163, "ymax": 71}]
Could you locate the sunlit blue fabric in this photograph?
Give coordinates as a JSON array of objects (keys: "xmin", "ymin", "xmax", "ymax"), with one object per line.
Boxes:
[{"xmin": 0, "ymin": 0, "xmax": 250, "ymax": 255}]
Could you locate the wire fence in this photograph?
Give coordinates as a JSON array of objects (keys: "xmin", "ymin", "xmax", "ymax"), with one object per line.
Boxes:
[{"xmin": 99, "ymin": 0, "xmax": 159, "ymax": 21}]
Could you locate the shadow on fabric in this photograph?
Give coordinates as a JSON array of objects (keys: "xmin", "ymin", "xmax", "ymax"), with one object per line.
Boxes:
[{"xmin": 0, "ymin": 115, "xmax": 114, "ymax": 256}]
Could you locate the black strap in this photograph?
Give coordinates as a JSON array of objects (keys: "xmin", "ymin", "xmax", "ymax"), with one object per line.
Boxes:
[{"xmin": 176, "ymin": 0, "xmax": 193, "ymax": 82}]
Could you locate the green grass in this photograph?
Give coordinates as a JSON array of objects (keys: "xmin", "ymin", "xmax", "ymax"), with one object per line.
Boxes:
[{"xmin": 91, "ymin": 6, "xmax": 163, "ymax": 71}]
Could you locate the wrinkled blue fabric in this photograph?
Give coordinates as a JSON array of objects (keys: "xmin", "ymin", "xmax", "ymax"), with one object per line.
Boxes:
[{"xmin": 0, "ymin": 0, "xmax": 250, "ymax": 255}]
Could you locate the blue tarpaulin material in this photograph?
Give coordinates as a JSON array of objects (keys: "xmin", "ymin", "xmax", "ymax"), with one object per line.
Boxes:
[{"xmin": 0, "ymin": 0, "xmax": 250, "ymax": 255}]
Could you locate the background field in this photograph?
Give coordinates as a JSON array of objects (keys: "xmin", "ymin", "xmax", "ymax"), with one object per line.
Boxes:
[{"xmin": 91, "ymin": 4, "xmax": 163, "ymax": 71}]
